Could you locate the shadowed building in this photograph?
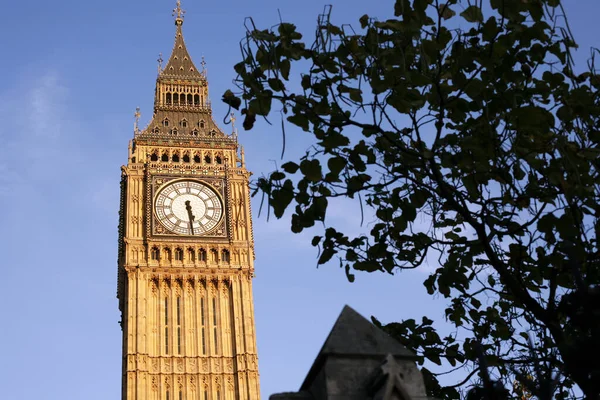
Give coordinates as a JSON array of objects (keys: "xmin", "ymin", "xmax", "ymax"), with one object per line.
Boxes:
[
  {"xmin": 270, "ymin": 306, "xmax": 430, "ymax": 400},
  {"xmin": 116, "ymin": 2, "xmax": 260, "ymax": 399}
]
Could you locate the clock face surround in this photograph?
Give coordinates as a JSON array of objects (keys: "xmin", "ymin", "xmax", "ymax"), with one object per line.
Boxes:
[{"xmin": 154, "ymin": 179, "xmax": 223, "ymax": 235}]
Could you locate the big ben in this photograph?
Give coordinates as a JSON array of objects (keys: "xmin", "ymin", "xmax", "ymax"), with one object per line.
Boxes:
[{"xmin": 117, "ymin": 2, "xmax": 260, "ymax": 399}]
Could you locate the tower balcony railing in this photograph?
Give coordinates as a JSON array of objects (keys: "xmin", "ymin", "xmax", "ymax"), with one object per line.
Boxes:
[{"xmin": 157, "ymin": 101, "xmax": 212, "ymax": 112}]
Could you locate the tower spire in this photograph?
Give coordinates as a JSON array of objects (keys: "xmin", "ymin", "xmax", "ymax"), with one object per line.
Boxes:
[{"xmin": 159, "ymin": 0, "xmax": 202, "ymax": 79}]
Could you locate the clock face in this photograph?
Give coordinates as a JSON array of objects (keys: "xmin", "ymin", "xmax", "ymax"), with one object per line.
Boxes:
[{"xmin": 154, "ymin": 180, "xmax": 223, "ymax": 235}]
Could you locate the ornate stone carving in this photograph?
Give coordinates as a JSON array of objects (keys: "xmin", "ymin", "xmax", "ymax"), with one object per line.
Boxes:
[{"xmin": 117, "ymin": 7, "xmax": 260, "ymax": 399}]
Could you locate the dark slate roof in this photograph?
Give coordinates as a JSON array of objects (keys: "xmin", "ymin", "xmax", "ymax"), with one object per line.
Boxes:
[
  {"xmin": 300, "ymin": 305, "xmax": 416, "ymax": 391},
  {"xmin": 160, "ymin": 18, "xmax": 203, "ymax": 79},
  {"xmin": 320, "ymin": 305, "xmax": 415, "ymax": 358}
]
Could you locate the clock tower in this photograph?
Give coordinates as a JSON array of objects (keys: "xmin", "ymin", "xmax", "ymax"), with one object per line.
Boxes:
[{"xmin": 117, "ymin": 3, "xmax": 260, "ymax": 399}]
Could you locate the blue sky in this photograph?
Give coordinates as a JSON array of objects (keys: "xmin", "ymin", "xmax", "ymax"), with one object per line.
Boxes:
[{"xmin": 0, "ymin": 1, "xmax": 598, "ymax": 399}]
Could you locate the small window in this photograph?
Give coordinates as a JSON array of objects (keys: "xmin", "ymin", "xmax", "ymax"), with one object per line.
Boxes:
[
  {"xmin": 183, "ymin": 154, "xmax": 190, "ymax": 163},
  {"xmin": 166, "ymin": 93, "xmax": 172, "ymax": 104},
  {"xmin": 210, "ymin": 249, "xmax": 218, "ymax": 262},
  {"xmin": 204, "ymin": 154, "xmax": 211, "ymax": 164},
  {"xmin": 215, "ymin": 156, "xmax": 222, "ymax": 164},
  {"xmin": 221, "ymin": 250, "xmax": 230, "ymax": 263},
  {"xmin": 163, "ymin": 118, "xmax": 169, "ymax": 127},
  {"xmin": 151, "ymin": 247, "xmax": 160, "ymax": 261},
  {"xmin": 161, "ymin": 153, "xmax": 169, "ymax": 162},
  {"xmin": 193, "ymin": 154, "xmax": 201, "ymax": 163},
  {"xmin": 172, "ymin": 153, "xmax": 180, "ymax": 162},
  {"xmin": 194, "ymin": 95, "xmax": 200, "ymax": 105},
  {"xmin": 199, "ymin": 248, "xmax": 207, "ymax": 262},
  {"xmin": 181, "ymin": 119, "xmax": 188, "ymax": 128},
  {"xmin": 175, "ymin": 248, "xmax": 183, "ymax": 261},
  {"xmin": 152, "ymin": 127, "xmax": 161, "ymax": 134},
  {"xmin": 199, "ymin": 120, "xmax": 205, "ymax": 129},
  {"xmin": 164, "ymin": 248, "xmax": 172, "ymax": 261},
  {"xmin": 171, "ymin": 128, "xmax": 178, "ymax": 136},
  {"xmin": 150, "ymin": 153, "xmax": 159, "ymax": 162},
  {"xmin": 188, "ymin": 247, "xmax": 195, "ymax": 262},
  {"xmin": 187, "ymin": 94, "xmax": 193, "ymax": 105},
  {"xmin": 173, "ymin": 93, "xmax": 179, "ymax": 104},
  {"xmin": 191, "ymin": 129, "xmax": 199, "ymax": 137}
]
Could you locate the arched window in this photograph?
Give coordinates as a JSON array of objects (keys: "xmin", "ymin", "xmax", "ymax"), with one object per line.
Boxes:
[
  {"xmin": 194, "ymin": 94, "xmax": 200, "ymax": 105},
  {"xmin": 173, "ymin": 93, "xmax": 179, "ymax": 104},
  {"xmin": 191, "ymin": 129, "xmax": 199, "ymax": 136},
  {"xmin": 166, "ymin": 93, "xmax": 172, "ymax": 104},
  {"xmin": 188, "ymin": 247, "xmax": 195, "ymax": 262},
  {"xmin": 172, "ymin": 153, "xmax": 180, "ymax": 162},
  {"xmin": 164, "ymin": 248, "xmax": 172, "ymax": 262},
  {"xmin": 199, "ymin": 120, "xmax": 205, "ymax": 129},
  {"xmin": 187, "ymin": 94, "xmax": 193, "ymax": 105},
  {"xmin": 215, "ymin": 155, "xmax": 222, "ymax": 164},
  {"xmin": 180, "ymin": 119, "xmax": 188, "ymax": 128},
  {"xmin": 151, "ymin": 247, "xmax": 160, "ymax": 261},
  {"xmin": 161, "ymin": 153, "xmax": 169, "ymax": 162},
  {"xmin": 171, "ymin": 128, "xmax": 178, "ymax": 136},
  {"xmin": 182, "ymin": 153, "xmax": 190, "ymax": 163},
  {"xmin": 204, "ymin": 154, "xmax": 212, "ymax": 164},
  {"xmin": 163, "ymin": 118, "xmax": 169, "ymax": 127},
  {"xmin": 152, "ymin": 127, "xmax": 161, "ymax": 134},
  {"xmin": 210, "ymin": 249, "xmax": 218, "ymax": 263},
  {"xmin": 221, "ymin": 249, "xmax": 230, "ymax": 263},
  {"xmin": 198, "ymin": 248, "xmax": 207, "ymax": 262},
  {"xmin": 175, "ymin": 248, "xmax": 183, "ymax": 261},
  {"xmin": 193, "ymin": 154, "xmax": 201, "ymax": 163},
  {"xmin": 150, "ymin": 153, "xmax": 159, "ymax": 162}
]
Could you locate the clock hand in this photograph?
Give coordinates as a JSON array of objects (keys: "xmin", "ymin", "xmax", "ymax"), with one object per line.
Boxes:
[{"xmin": 185, "ymin": 200, "xmax": 195, "ymax": 235}]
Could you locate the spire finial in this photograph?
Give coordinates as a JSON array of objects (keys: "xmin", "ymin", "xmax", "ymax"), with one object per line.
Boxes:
[
  {"xmin": 157, "ymin": 53, "xmax": 163, "ymax": 74},
  {"xmin": 173, "ymin": 0, "xmax": 185, "ymax": 25},
  {"xmin": 201, "ymin": 55, "xmax": 207, "ymax": 76},
  {"xmin": 134, "ymin": 107, "xmax": 141, "ymax": 133},
  {"xmin": 230, "ymin": 112, "xmax": 236, "ymax": 133}
]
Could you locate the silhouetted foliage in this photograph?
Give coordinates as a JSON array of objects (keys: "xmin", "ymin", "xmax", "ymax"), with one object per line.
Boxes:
[{"xmin": 225, "ymin": 0, "xmax": 600, "ymax": 397}]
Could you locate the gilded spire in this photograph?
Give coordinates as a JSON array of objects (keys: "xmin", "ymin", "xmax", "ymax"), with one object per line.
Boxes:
[{"xmin": 160, "ymin": 0, "xmax": 202, "ymax": 78}]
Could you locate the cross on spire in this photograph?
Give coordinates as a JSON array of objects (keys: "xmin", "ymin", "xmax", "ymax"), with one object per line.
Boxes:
[
  {"xmin": 201, "ymin": 55, "xmax": 207, "ymax": 76},
  {"xmin": 134, "ymin": 107, "xmax": 141, "ymax": 133},
  {"xmin": 157, "ymin": 53, "xmax": 163, "ymax": 74},
  {"xmin": 173, "ymin": 0, "xmax": 185, "ymax": 22}
]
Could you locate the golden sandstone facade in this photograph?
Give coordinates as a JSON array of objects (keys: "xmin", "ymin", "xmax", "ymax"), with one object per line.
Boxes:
[{"xmin": 117, "ymin": 3, "xmax": 260, "ymax": 399}]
